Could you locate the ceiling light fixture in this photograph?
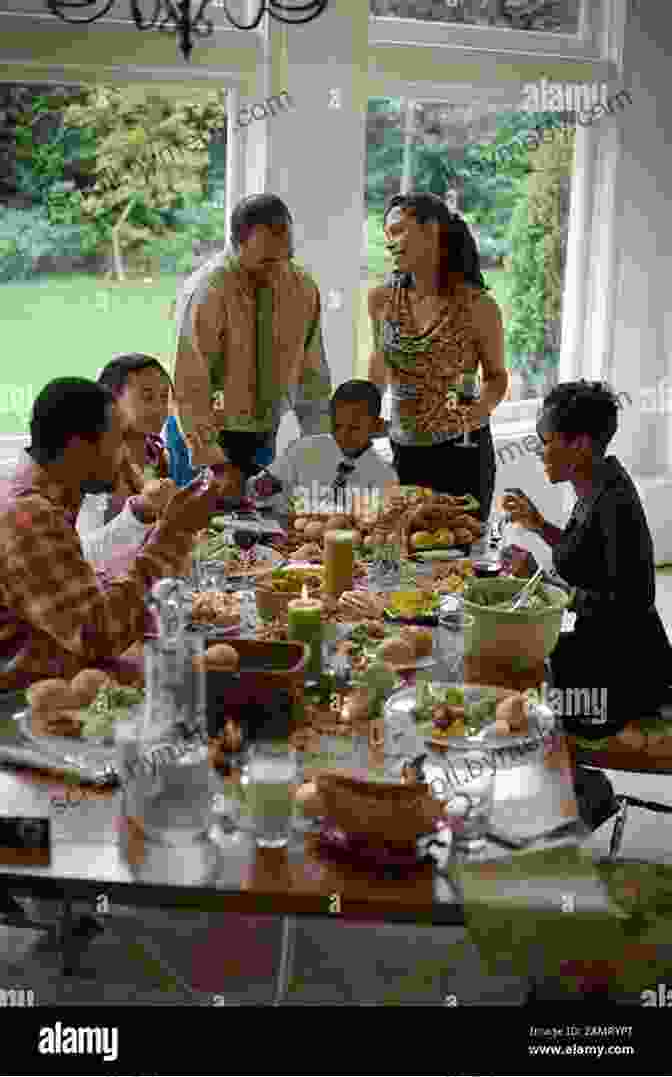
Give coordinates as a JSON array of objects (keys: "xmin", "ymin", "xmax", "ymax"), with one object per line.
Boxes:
[{"xmin": 45, "ymin": 0, "xmax": 329, "ymax": 61}]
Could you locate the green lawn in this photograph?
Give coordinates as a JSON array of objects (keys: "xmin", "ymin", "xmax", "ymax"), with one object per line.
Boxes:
[
  {"xmin": 0, "ymin": 259, "xmax": 512, "ymax": 433},
  {"xmin": 0, "ymin": 272, "xmax": 180, "ymax": 435}
]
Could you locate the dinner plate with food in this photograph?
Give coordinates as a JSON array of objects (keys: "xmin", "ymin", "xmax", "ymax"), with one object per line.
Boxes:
[
  {"xmin": 383, "ymin": 589, "xmax": 442, "ymax": 625},
  {"xmin": 15, "ymin": 670, "xmax": 145, "ymax": 776},
  {"xmin": 189, "ymin": 591, "xmax": 241, "ymax": 636},
  {"xmin": 386, "ymin": 682, "xmax": 555, "ymax": 754},
  {"xmin": 331, "ymin": 622, "xmax": 436, "ymax": 673}
]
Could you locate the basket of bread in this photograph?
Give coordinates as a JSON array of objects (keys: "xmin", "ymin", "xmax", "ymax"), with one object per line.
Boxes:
[
  {"xmin": 315, "ymin": 774, "xmax": 444, "ymax": 846},
  {"xmin": 404, "ymin": 494, "xmax": 483, "ymax": 553}
]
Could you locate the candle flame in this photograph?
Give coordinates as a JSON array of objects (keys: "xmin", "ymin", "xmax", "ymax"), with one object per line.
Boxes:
[{"xmin": 301, "ymin": 583, "xmax": 309, "ymax": 600}]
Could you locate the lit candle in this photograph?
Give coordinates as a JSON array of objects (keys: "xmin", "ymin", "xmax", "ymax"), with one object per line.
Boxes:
[
  {"xmin": 324, "ymin": 529, "xmax": 354, "ymax": 598},
  {"xmin": 287, "ymin": 585, "xmax": 324, "ymax": 681}
]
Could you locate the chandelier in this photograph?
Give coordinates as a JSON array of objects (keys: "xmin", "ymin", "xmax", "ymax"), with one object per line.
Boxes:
[{"xmin": 45, "ymin": 0, "xmax": 329, "ymax": 61}]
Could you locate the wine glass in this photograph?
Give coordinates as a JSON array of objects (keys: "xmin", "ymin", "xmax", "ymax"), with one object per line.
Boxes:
[{"xmin": 455, "ymin": 372, "xmax": 479, "ymax": 450}]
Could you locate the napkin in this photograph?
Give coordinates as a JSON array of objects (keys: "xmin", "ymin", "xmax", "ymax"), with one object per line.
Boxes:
[{"xmin": 457, "ymin": 843, "xmax": 628, "ymax": 982}]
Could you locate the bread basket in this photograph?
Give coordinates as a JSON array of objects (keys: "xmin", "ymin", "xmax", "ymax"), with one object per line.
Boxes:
[{"xmin": 315, "ymin": 774, "xmax": 444, "ymax": 846}]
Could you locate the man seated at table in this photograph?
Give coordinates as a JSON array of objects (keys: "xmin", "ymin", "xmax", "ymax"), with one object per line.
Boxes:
[
  {"xmin": 0, "ymin": 377, "xmax": 225, "ymax": 692},
  {"xmin": 247, "ymin": 379, "xmax": 398, "ymax": 516}
]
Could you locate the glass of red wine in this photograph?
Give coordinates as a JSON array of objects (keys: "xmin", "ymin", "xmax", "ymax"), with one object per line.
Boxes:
[{"xmin": 233, "ymin": 529, "xmax": 257, "ymax": 551}]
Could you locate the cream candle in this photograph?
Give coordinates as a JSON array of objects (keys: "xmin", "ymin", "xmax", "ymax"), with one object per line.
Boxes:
[
  {"xmin": 287, "ymin": 586, "xmax": 324, "ymax": 681},
  {"xmin": 324, "ymin": 529, "xmax": 354, "ymax": 597}
]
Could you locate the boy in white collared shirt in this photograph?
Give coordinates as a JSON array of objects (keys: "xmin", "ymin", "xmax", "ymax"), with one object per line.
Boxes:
[{"xmin": 248, "ymin": 380, "xmax": 398, "ymax": 515}]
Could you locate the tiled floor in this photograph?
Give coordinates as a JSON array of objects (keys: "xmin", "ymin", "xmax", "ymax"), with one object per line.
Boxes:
[{"xmin": 1, "ymin": 573, "xmax": 671, "ymax": 1006}]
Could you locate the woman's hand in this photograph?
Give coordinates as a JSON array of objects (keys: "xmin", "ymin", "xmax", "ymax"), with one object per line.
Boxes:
[{"xmin": 501, "ymin": 490, "xmax": 545, "ymax": 533}]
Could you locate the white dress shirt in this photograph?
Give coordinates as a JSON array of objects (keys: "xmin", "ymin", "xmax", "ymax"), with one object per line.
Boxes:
[
  {"xmin": 76, "ymin": 494, "xmax": 152, "ymax": 571},
  {"xmin": 247, "ymin": 434, "xmax": 398, "ymax": 515}
]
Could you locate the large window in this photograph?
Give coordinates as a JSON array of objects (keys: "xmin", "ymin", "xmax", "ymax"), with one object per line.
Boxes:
[
  {"xmin": 360, "ymin": 94, "xmax": 572, "ymax": 403},
  {"xmin": 0, "ymin": 81, "xmax": 228, "ymax": 435},
  {"xmin": 370, "ymin": 0, "xmax": 581, "ymax": 35}
]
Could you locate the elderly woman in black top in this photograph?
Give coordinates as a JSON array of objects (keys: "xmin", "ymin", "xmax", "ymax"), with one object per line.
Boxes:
[{"xmin": 503, "ymin": 381, "xmax": 672, "ymax": 739}]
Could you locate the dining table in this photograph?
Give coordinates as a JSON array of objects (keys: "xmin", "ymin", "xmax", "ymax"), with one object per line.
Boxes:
[{"xmin": 0, "ymin": 513, "xmax": 650, "ymax": 1010}]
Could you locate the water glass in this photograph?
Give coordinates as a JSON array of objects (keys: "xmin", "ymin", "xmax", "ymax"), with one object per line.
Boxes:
[
  {"xmin": 237, "ymin": 589, "xmax": 258, "ymax": 637},
  {"xmin": 431, "ymin": 748, "xmax": 495, "ymax": 853},
  {"xmin": 247, "ymin": 742, "xmax": 297, "ymax": 848},
  {"xmin": 368, "ymin": 534, "xmax": 402, "ymax": 590},
  {"xmin": 435, "ymin": 609, "xmax": 475, "ymax": 682},
  {"xmin": 130, "ymin": 635, "xmax": 212, "ymax": 846}
]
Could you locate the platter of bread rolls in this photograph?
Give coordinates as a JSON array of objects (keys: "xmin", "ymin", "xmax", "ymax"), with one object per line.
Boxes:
[{"xmin": 13, "ymin": 670, "xmax": 146, "ymax": 778}]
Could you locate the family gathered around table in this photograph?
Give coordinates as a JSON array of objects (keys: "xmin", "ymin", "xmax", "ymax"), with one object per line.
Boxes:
[{"xmin": 1, "ymin": 190, "xmax": 672, "ymax": 1002}]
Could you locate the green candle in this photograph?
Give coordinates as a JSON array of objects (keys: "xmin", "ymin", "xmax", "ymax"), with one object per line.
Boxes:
[{"xmin": 287, "ymin": 594, "xmax": 324, "ymax": 680}]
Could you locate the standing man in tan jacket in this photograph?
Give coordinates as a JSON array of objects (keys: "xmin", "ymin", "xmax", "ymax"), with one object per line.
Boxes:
[{"xmin": 173, "ymin": 194, "xmax": 332, "ymax": 488}]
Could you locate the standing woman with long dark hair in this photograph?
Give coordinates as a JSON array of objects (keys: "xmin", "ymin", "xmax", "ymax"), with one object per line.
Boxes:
[{"xmin": 368, "ymin": 193, "xmax": 509, "ymax": 520}]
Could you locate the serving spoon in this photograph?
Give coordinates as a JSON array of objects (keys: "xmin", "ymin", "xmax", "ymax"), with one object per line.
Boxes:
[{"xmin": 491, "ymin": 567, "xmax": 545, "ymax": 612}]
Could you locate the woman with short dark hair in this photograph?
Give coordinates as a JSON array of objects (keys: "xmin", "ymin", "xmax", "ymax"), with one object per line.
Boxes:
[
  {"xmin": 503, "ymin": 380, "xmax": 672, "ymax": 738},
  {"xmin": 368, "ymin": 192, "xmax": 509, "ymax": 521}
]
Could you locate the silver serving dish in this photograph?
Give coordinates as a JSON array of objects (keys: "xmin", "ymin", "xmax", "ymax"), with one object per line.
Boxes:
[
  {"xmin": 12, "ymin": 707, "xmax": 136, "ymax": 784},
  {"xmin": 384, "ymin": 683, "xmax": 555, "ymax": 763}
]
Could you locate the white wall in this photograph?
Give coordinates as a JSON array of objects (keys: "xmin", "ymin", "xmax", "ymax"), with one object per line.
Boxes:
[
  {"xmin": 594, "ymin": 1, "xmax": 672, "ymax": 562},
  {"xmin": 245, "ymin": 0, "xmax": 369, "ymax": 458}
]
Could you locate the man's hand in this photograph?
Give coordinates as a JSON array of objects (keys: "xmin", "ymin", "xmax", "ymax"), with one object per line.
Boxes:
[
  {"xmin": 186, "ymin": 430, "xmax": 228, "ymax": 469},
  {"xmin": 139, "ymin": 479, "xmax": 177, "ymax": 518},
  {"xmin": 211, "ymin": 465, "xmax": 243, "ymax": 499},
  {"xmin": 158, "ymin": 476, "xmax": 221, "ymax": 538}
]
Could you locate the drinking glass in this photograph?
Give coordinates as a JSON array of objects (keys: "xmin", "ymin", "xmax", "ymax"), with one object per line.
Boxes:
[
  {"xmin": 129, "ymin": 634, "xmax": 212, "ymax": 846},
  {"xmin": 432, "ymin": 747, "xmax": 495, "ymax": 853},
  {"xmin": 368, "ymin": 529, "xmax": 402, "ymax": 590},
  {"xmin": 435, "ymin": 609, "xmax": 475, "ymax": 682},
  {"xmin": 247, "ymin": 743, "xmax": 297, "ymax": 848},
  {"xmin": 456, "ymin": 372, "xmax": 479, "ymax": 450}
]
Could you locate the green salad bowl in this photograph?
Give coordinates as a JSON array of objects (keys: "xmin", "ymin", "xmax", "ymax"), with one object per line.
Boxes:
[{"xmin": 462, "ymin": 576, "xmax": 570, "ymax": 670}]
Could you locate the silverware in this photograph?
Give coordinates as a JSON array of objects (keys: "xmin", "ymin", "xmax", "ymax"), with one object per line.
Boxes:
[
  {"xmin": 491, "ymin": 566, "xmax": 544, "ymax": 611},
  {"xmin": 510, "ymin": 566, "xmax": 544, "ymax": 610}
]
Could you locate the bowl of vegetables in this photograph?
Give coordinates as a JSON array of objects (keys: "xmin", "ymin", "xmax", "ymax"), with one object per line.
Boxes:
[{"xmin": 462, "ymin": 576, "xmax": 569, "ymax": 669}]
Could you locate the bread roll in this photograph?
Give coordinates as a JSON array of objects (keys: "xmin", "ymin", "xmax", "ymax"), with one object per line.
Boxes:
[
  {"xmin": 401, "ymin": 626, "xmax": 433, "ymax": 659},
  {"xmin": 295, "ymin": 780, "xmax": 325, "ymax": 817},
  {"xmin": 378, "ymin": 636, "xmax": 415, "ymax": 666},
  {"xmin": 202, "ymin": 644, "xmax": 240, "ymax": 671},
  {"xmin": 69, "ymin": 669, "xmax": 112, "ymax": 708},
  {"xmin": 27, "ymin": 679, "xmax": 74, "ymax": 712},
  {"xmin": 326, "ymin": 515, "xmax": 349, "ymax": 531},
  {"xmin": 495, "ymin": 694, "xmax": 527, "ymax": 731},
  {"xmin": 303, "ymin": 521, "xmax": 324, "ymax": 540}
]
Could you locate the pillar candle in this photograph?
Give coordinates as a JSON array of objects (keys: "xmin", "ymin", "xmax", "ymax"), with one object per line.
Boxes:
[
  {"xmin": 324, "ymin": 529, "xmax": 354, "ymax": 597},
  {"xmin": 287, "ymin": 595, "xmax": 324, "ymax": 680}
]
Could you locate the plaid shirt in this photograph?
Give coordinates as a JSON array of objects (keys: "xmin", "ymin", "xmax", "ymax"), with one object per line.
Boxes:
[{"xmin": 0, "ymin": 452, "xmax": 194, "ymax": 691}]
